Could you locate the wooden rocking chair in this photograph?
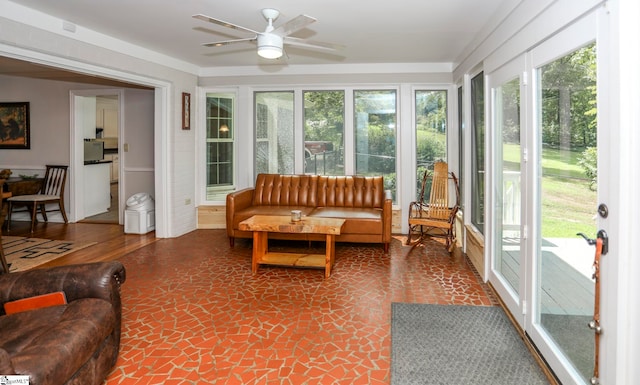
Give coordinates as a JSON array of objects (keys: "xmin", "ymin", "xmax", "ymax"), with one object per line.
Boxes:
[{"xmin": 406, "ymin": 162, "xmax": 460, "ymax": 252}]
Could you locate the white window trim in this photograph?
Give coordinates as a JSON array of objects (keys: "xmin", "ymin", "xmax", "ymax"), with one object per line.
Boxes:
[
  {"xmin": 198, "ymin": 87, "xmax": 239, "ymax": 205},
  {"xmin": 199, "ymin": 83, "xmax": 456, "ymax": 219}
]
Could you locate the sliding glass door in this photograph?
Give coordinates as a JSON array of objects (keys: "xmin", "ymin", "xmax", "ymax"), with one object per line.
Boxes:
[
  {"xmin": 488, "ymin": 11, "xmax": 607, "ymax": 385},
  {"xmin": 529, "ymin": 30, "xmax": 599, "ymax": 385},
  {"xmin": 488, "ymin": 56, "xmax": 526, "ymax": 326}
]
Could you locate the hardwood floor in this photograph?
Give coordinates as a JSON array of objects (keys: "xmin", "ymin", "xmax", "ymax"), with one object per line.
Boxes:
[{"xmin": 2, "ymin": 221, "xmax": 158, "ymax": 268}]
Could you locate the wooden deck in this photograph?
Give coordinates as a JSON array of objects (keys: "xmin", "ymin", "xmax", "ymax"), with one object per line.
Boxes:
[
  {"xmin": 500, "ymin": 237, "xmax": 595, "ymax": 316},
  {"xmin": 500, "ymin": 237, "xmax": 596, "ymax": 381}
]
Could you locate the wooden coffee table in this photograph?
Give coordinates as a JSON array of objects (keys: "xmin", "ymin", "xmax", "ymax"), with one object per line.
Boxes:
[{"xmin": 238, "ymin": 215, "xmax": 346, "ymax": 278}]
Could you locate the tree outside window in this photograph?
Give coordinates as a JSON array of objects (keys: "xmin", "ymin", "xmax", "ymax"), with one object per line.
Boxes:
[
  {"xmin": 303, "ymin": 90, "xmax": 345, "ymax": 175},
  {"xmin": 354, "ymin": 90, "xmax": 397, "ymax": 200},
  {"xmin": 471, "ymin": 72, "xmax": 485, "ymax": 233},
  {"xmin": 415, "ymin": 90, "xmax": 447, "ymax": 198}
]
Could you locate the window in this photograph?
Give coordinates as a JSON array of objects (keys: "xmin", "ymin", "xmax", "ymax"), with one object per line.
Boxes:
[
  {"xmin": 205, "ymin": 93, "xmax": 234, "ymax": 200},
  {"xmin": 251, "ymin": 88, "xmax": 400, "ymax": 199},
  {"xmin": 303, "ymin": 90, "xmax": 345, "ymax": 175},
  {"xmin": 354, "ymin": 90, "xmax": 397, "ymax": 200},
  {"xmin": 415, "ymin": 90, "xmax": 447, "ymax": 198},
  {"xmin": 255, "ymin": 91, "xmax": 295, "ymax": 175},
  {"xmin": 470, "ymin": 72, "xmax": 485, "ymax": 233}
]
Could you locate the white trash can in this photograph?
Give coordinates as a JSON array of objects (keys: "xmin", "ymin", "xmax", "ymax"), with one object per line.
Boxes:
[{"xmin": 124, "ymin": 193, "xmax": 155, "ymax": 234}]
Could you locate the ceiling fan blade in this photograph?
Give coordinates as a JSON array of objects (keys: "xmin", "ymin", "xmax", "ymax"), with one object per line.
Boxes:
[
  {"xmin": 284, "ymin": 36, "xmax": 344, "ymax": 51},
  {"xmin": 273, "ymin": 14, "xmax": 316, "ymax": 37},
  {"xmin": 192, "ymin": 14, "xmax": 258, "ymax": 35},
  {"xmin": 202, "ymin": 37, "xmax": 257, "ymax": 47}
]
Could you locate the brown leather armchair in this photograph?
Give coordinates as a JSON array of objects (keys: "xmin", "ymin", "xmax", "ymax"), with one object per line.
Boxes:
[{"xmin": 0, "ymin": 261, "xmax": 126, "ymax": 385}]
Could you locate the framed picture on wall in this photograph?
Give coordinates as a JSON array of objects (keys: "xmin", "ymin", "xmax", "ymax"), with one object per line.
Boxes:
[
  {"xmin": 182, "ymin": 92, "xmax": 191, "ymax": 130},
  {"xmin": 0, "ymin": 102, "xmax": 30, "ymax": 149}
]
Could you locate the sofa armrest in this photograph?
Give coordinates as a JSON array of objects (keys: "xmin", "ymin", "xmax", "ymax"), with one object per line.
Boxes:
[
  {"xmin": 382, "ymin": 198, "xmax": 393, "ymax": 244},
  {"xmin": 0, "ymin": 348, "xmax": 15, "ymax": 375},
  {"xmin": 0, "ymin": 261, "xmax": 126, "ymax": 310},
  {"xmin": 226, "ymin": 187, "xmax": 255, "ymax": 237}
]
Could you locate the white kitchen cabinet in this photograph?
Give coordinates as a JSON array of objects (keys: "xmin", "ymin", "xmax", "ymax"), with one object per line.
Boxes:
[
  {"xmin": 111, "ymin": 154, "xmax": 119, "ymax": 182},
  {"xmin": 104, "ymin": 153, "xmax": 119, "ymax": 182},
  {"xmin": 96, "ymin": 97, "xmax": 118, "ymax": 138}
]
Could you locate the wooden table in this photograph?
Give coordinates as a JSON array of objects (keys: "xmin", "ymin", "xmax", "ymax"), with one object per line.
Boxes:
[
  {"xmin": 238, "ymin": 215, "xmax": 346, "ymax": 278},
  {"xmin": 3, "ymin": 177, "xmax": 43, "ymax": 196}
]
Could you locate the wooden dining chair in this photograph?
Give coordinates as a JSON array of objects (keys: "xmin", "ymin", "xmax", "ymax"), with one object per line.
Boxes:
[
  {"xmin": 406, "ymin": 161, "xmax": 460, "ymax": 252},
  {"xmin": 7, "ymin": 165, "xmax": 69, "ymax": 233}
]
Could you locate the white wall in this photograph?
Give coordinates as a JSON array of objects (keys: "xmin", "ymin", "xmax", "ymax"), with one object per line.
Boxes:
[
  {"xmin": 453, "ymin": 0, "xmax": 603, "ymax": 80},
  {"xmin": 122, "ymin": 89, "xmax": 155, "ymax": 205},
  {"xmin": 0, "ymin": 5, "xmax": 199, "ymax": 237},
  {"xmin": 0, "ymin": 75, "xmax": 157, "ymax": 224},
  {"xmin": 0, "ymin": 75, "xmax": 109, "ymax": 168},
  {"xmin": 0, "ymin": 74, "xmax": 118, "ymax": 210},
  {"xmin": 199, "ymin": 72, "xmax": 453, "ymax": 87}
]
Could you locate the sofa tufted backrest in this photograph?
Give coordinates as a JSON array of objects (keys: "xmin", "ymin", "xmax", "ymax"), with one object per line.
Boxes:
[
  {"xmin": 252, "ymin": 174, "xmax": 385, "ymax": 209},
  {"xmin": 253, "ymin": 174, "xmax": 319, "ymax": 207},
  {"xmin": 317, "ymin": 175, "xmax": 384, "ymax": 208}
]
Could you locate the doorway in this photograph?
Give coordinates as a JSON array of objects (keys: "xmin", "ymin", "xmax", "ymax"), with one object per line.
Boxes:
[
  {"xmin": 528, "ymin": 36, "xmax": 599, "ymax": 385},
  {"xmin": 71, "ymin": 89, "xmax": 124, "ymax": 225},
  {"xmin": 487, "ymin": 11, "xmax": 606, "ymax": 385},
  {"xmin": 84, "ymin": 95, "xmax": 120, "ymax": 223}
]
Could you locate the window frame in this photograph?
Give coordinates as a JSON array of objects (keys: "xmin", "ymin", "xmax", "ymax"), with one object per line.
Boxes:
[
  {"xmin": 413, "ymin": 88, "xmax": 449, "ymax": 200},
  {"xmin": 254, "ymin": 90, "xmax": 296, "ymax": 176},
  {"xmin": 199, "ymin": 84, "xmax": 458, "ymax": 225},
  {"xmin": 200, "ymin": 89, "xmax": 238, "ymax": 204},
  {"xmin": 470, "ymin": 71, "xmax": 486, "ymax": 234},
  {"xmin": 457, "ymin": 84, "xmax": 464, "ymax": 213}
]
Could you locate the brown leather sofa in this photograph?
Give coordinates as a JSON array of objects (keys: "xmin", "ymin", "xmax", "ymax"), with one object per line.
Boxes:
[
  {"xmin": 226, "ymin": 174, "xmax": 392, "ymax": 251},
  {"xmin": 0, "ymin": 261, "xmax": 126, "ymax": 385}
]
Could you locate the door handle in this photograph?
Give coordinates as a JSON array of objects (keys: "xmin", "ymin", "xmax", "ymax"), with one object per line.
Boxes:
[{"xmin": 577, "ymin": 230, "xmax": 608, "ymax": 255}]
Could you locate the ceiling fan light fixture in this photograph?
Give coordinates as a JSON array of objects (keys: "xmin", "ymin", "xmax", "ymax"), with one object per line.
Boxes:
[
  {"xmin": 258, "ymin": 46, "xmax": 282, "ymax": 59},
  {"xmin": 257, "ymin": 33, "xmax": 283, "ymax": 59},
  {"xmin": 195, "ymin": 9, "xmax": 339, "ymax": 60}
]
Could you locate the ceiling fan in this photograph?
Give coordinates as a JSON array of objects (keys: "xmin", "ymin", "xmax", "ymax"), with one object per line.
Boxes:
[{"xmin": 193, "ymin": 8, "xmax": 342, "ymax": 59}]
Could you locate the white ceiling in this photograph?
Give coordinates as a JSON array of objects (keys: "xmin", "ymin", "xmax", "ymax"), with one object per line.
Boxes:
[{"xmin": 6, "ymin": 0, "xmax": 513, "ymax": 70}]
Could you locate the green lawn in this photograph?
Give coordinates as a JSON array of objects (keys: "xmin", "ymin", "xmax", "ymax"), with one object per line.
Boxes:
[{"xmin": 502, "ymin": 143, "xmax": 597, "ymax": 238}]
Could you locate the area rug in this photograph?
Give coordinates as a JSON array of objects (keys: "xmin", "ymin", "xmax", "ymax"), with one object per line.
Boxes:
[
  {"xmin": 391, "ymin": 303, "xmax": 549, "ymax": 385},
  {"xmin": 1, "ymin": 236, "xmax": 97, "ymax": 272}
]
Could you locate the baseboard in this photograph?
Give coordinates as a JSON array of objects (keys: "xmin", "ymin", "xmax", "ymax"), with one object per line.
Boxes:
[
  {"xmin": 465, "ymin": 226, "xmax": 485, "ymax": 280},
  {"xmin": 6, "ymin": 212, "xmax": 67, "ymax": 223},
  {"xmin": 487, "ymin": 282, "xmax": 561, "ymax": 385}
]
